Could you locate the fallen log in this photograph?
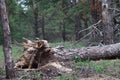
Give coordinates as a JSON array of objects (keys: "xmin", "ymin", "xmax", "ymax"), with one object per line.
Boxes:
[
  {"xmin": 54, "ymin": 43, "xmax": 120, "ymax": 60},
  {"xmin": 14, "ymin": 38, "xmax": 120, "ymax": 70}
]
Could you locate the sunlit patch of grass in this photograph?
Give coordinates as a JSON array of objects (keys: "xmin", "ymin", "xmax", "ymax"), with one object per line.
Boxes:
[{"xmin": 93, "ymin": 64, "xmax": 104, "ymax": 72}]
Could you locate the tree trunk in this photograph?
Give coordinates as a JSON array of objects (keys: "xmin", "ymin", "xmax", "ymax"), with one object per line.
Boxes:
[
  {"xmin": 102, "ymin": 0, "xmax": 114, "ymax": 44},
  {"xmin": 0, "ymin": 0, "xmax": 15, "ymax": 79},
  {"xmin": 75, "ymin": 14, "xmax": 82, "ymax": 40},
  {"xmin": 61, "ymin": 0, "xmax": 66, "ymax": 41},
  {"xmin": 90, "ymin": 0, "xmax": 102, "ymax": 23},
  {"xmin": 34, "ymin": 8, "xmax": 39, "ymax": 38},
  {"xmin": 82, "ymin": 14, "xmax": 88, "ymax": 35},
  {"xmin": 54, "ymin": 43, "xmax": 120, "ymax": 60},
  {"xmin": 90, "ymin": 0, "xmax": 97, "ymax": 23},
  {"xmin": 90, "ymin": 0, "xmax": 98, "ymax": 41},
  {"xmin": 72, "ymin": 0, "xmax": 82, "ymax": 41},
  {"xmin": 41, "ymin": 14, "xmax": 46, "ymax": 40},
  {"xmin": 90, "ymin": 0, "xmax": 102, "ymax": 41},
  {"xmin": 62, "ymin": 19, "xmax": 66, "ymax": 41}
]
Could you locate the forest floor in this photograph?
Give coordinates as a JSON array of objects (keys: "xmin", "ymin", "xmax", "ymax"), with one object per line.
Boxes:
[{"xmin": 0, "ymin": 43, "xmax": 120, "ymax": 80}]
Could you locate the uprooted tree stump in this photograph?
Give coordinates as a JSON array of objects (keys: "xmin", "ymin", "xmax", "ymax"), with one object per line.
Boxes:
[
  {"xmin": 14, "ymin": 38, "xmax": 72, "ymax": 73},
  {"xmin": 14, "ymin": 38, "xmax": 55, "ymax": 69}
]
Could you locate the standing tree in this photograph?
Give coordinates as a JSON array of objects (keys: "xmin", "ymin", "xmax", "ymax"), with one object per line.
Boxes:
[
  {"xmin": 23, "ymin": 0, "xmax": 39, "ymax": 38},
  {"xmin": 40, "ymin": 0, "xmax": 46, "ymax": 40},
  {"xmin": 72, "ymin": 0, "xmax": 83, "ymax": 41},
  {"xmin": 90, "ymin": 0, "xmax": 102, "ymax": 42},
  {"xmin": 41, "ymin": 13, "xmax": 46, "ymax": 39},
  {"xmin": 0, "ymin": 0, "xmax": 15, "ymax": 79},
  {"xmin": 31, "ymin": 0, "xmax": 39, "ymax": 38},
  {"xmin": 75, "ymin": 14, "xmax": 82, "ymax": 40},
  {"xmin": 61, "ymin": 0, "xmax": 68, "ymax": 41},
  {"xmin": 102, "ymin": 0, "xmax": 114, "ymax": 44}
]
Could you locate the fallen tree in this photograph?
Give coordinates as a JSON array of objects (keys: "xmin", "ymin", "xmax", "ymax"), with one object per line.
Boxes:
[
  {"xmin": 54, "ymin": 43, "xmax": 120, "ymax": 60},
  {"xmin": 14, "ymin": 38, "xmax": 120, "ymax": 70}
]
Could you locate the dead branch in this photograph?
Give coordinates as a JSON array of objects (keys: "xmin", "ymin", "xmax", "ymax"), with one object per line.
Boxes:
[
  {"xmin": 72, "ymin": 31, "xmax": 93, "ymax": 45},
  {"xmin": 78, "ymin": 20, "xmax": 101, "ymax": 34},
  {"xmin": 13, "ymin": 40, "xmax": 23, "ymax": 46}
]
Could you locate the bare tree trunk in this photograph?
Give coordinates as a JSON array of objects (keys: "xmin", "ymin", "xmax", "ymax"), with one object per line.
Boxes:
[
  {"xmin": 61, "ymin": 0, "xmax": 66, "ymax": 41},
  {"xmin": 82, "ymin": 14, "xmax": 88, "ymax": 35},
  {"xmin": 90, "ymin": 0, "xmax": 102, "ymax": 41},
  {"xmin": 90, "ymin": 0, "xmax": 98, "ymax": 23},
  {"xmin": 75, "ymin": 14, "xmax": 82, "ymax": 40},
  {"xmin": 90, "ymin": 0, "xmax": 102, "ymax": 23},
  {"xmin": 41, "ymin": 14, "xmax": 46, "ymax": 40},
  {"xmin": 90, "ymin": 0, "xmax": 98, "ymax": 41},
  {"xmin": 30, "ymin": 1, "xmax": 39, "ymax": 38},
  {"xmin": 72, "ymin": 0, "xmax": 83, "ymax": 41},
  {"xmin": 62, "ymin": 19, "xmax": 66, "ymax": 41},
  {"xmin": 102, "ymin": 0, "xmax": 114, "ymax": 44},
  {"xmin": 34, "ymin": 8, "xmax": 39, "ymax": 38},
  {"xmin": 0, "ymin": 0, "xmax": 15, "ymax": 79}
]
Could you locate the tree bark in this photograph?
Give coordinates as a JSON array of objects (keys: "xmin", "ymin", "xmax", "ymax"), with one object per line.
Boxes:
[
  {"xmin": 34, "ymin": 7, "xmax": 39, "ymax": 38},
  {"xmin": 75, "ymin": 14, "xmax": 82, "ymax": 40},
  {"xmin": 90, "ymin": 0, "xmax": 97, "ymax": 41},
  {"xmin": 90, "ymin": 0, "xmax": 102, "ymax": 23},
  {"xmin": 62, "ymin": 19, "xmax": 66, "ymax": 41},
  {"xmin": 90, "ymin": 0, "xmax": 102, "ymax": 41},
  {"xmin": 30, "ymin": 1, "xmax": 39, "ymax": 38},
  {"xmin": 54, "ymin": 43, "xmax": 120, "ymax": 60},
  {"xmin": 41, "ymin": 14, "xmax": 46, "ymax": 40},
  {"xmin": 72, "ymin": 0, "xmax": 83, "ymax": 41},
  {"xmin": 0, "ymin": 0, "xmax": 15, "ymax": 79},
  {"xmin": 61, "ymin": 0, "xmax": 66, "ymax": 41},
  {"xmin": 90, "ymin": 0, "xmax": 98, "ymax": 23},
  {"xmin": 82, "ymin": 14, "xmax": 88, "ymax": 35},
  {"xmin": 102, "ymin": 0, "xmax": 114, "ymax": 44}
]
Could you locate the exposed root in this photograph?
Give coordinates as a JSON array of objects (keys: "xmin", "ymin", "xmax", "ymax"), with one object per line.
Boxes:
[{"xmin": 14, "ymin": 38, "xmax": 55, "ymax": 69}]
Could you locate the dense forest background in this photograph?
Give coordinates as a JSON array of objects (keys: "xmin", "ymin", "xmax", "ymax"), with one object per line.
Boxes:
[
  {"xmin": 0, "ymin": 0, "xmax": 120, "ymax": 45},
  {"xmin": 0, "ymin": 0, "xmax": 120, "ymax": 79}
]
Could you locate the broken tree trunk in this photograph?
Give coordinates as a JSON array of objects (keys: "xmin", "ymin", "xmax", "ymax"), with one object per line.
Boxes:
[{"xmin": 54, "ymin": 43, "xmax": 120, "ymax": 60}]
